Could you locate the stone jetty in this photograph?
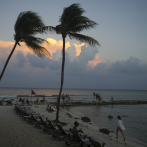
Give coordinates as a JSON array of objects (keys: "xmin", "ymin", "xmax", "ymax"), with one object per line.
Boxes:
[{"xmin": 57, "ymin": 100, "xmax": 147, "ymax": 106}]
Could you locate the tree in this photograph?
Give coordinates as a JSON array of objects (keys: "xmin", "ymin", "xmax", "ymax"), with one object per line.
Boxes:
[
  {"xmin": 0, "ymin": 11, "xmax": 51, "ymax": 81},
  {"xmin": 46, "ymin": 3, "xmax": 100, "ymax": 121}
]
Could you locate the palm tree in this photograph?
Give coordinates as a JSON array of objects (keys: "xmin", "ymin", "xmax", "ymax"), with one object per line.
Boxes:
[
  {"xmin": 46, "ymin": 3, "xmax": 100, "ymax": 121},
  {"xmin": 0, "ymin": 11, "xmax": 51, "ymax": 81}
]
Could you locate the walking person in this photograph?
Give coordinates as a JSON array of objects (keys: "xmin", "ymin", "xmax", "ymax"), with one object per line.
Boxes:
[{"xmin": 116, "ymin": 115, "xmax": 125, "ymax": 141}]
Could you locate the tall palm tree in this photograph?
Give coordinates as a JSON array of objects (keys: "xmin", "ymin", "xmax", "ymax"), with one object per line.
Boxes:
[
  {"xmin": 46, "ymin": 3, "xmax": 100, "ymax": 121},
  {"xmin": 0, "ymin": 11, "xmax": 51, "ymax": 81}
]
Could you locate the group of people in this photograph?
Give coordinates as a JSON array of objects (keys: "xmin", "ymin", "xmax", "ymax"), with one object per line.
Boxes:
[
  {"xmin": 19, "ymin": 98, "xmax": 30, "ymax": 105},
  {"xmin": 19, "ymin": 96, "xmax": 46, "ymax": 105},
  {"xmin": 36, "ymin": 96, "xmax": 46, "ymax": 105},
  {"xmin": 46, "ymin": 104, "xmax": 54, "ymax": 113},
  {"xmin": 62, "ymin": 94, "xmax": 70, "ymax": 103},
  {"xmin": 93, "ymin": 93, "xmax": 102, "ymax": 101}
]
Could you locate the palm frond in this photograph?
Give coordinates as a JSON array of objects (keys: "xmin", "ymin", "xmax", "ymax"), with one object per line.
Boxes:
[
  {"xmin": 14, "ymin": 11, "xmax": 46, "ymax": 42},
  {"xmin": 42, "ymin": 25, "xmax": 62, "ymax": 34},
  {"xmin": 24, "ymin": 37, "xmax": 52, "ymax": 58},
  {"xmin": 67, "ymin": 17, "xmax": 98, "ymax": 33},
  {"xmin": 59, "ymin": 3, "xmax": 85, "ymax": 25},
  {"xmin": 68, "ymin": 33, "xmax": 101, "ymax": 47},
  {"xmin": 13, "ymin": 11, "xmax": 52, "ymax": 58}
]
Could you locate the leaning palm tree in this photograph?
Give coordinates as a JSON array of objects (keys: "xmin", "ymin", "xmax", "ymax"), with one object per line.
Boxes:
[
  {"xmin": 0, "ymin": 11, "xmax": 51, "ymax": 81},
  {"xmin": 46, "ymin": 3, "xmax": 100, "ymax": 121}
]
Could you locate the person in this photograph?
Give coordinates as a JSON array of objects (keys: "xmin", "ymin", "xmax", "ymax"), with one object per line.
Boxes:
[
  {"xmin": 66, "ymin": 94, "xmax": 68, "ymax": 98},
  {"xmin": 116, "ymin": 115, "xmax": 125, "ymax": 141},
  {"xmin": 62, "ymin": 94, "xmax": 65, "ymax": 103},
  {"xmin": 48, "ymin": 106, "xmax": 54, "ymax": 113},
  {"xmin": 46, "ymin": 104, "xmax": 49, "ymax": 111},
  {"xmin": 96, "ymin": 93, "xmax": 98, "ymax": 100},
  {"xmin": 37, "ymin": 98, "xmax": 40, "ymax": 105},
  {"xmin": 19, "ymin": 97, "xmax": 22, "ymax": 102},
  {"xmin": 98, "ymin": 94, "xmax": 102, "ymax": 101},
  {"xmin": 1, "ymin": 98, "xmax": 5, "ymax": 105},
  {"xmin": 22, "ymin": 98, "xmax": 25, "ymax": 105},
  {"xmin": 93, "ymin": 93, "xmax": 95, "ymax": 101},
  {"xmin": 73, "ymin": 121, "xmax": 84, "ymax": 133},
  {"xmin": 68, "ymin": 95, "xmax": 70, "ymax": 100},
  {"xmin": 26, "ymin": 98, "xmax": 29, "ymax": 105},
  {"xmin": 111, "ymin": 97, "xmax": 113, "ymax": 102},
  {"xmin": 73, "ymin": 122, "xmax": 90, "ymax": 139},
  {"xmin": 43, "ymin": 96, "xmax": 45, "ymax": 102}
]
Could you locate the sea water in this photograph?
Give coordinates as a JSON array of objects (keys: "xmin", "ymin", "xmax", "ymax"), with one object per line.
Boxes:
[{"xmin": 0, "ymin": 88, "xmax": 147, "ymax": 143}]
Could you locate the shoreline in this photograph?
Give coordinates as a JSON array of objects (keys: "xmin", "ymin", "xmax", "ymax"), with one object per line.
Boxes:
[
  {"xmin": 59, "ymin": 106, "xmax": 147, "ymax": 147},
  {"xmin": 32, "ymin": 104, "xmax": 147, "ymax": 147},
  {"xmin": 0, "ymin": 104, "xmax": 147, "ymax": 147}
]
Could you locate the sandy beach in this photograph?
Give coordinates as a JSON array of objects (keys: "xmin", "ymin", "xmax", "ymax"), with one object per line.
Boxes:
[{"xmin": 0, "ymin": 104, "xmax": 146, "ymax": 147}]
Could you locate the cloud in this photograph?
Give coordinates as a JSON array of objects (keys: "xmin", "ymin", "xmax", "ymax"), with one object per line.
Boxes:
[
  {"xmin": 0, "ymin": 39, "xmax": 147, "ymax": 90},
  {"xmin": 27, "ymin": 53, "xmax": 51, "ymax": 69},
  {"xmin": 73, "ymin": 42, "xmax": 85, "ymax": 56}
]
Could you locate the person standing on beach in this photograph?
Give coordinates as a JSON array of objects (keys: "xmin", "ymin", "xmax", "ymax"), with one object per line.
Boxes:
[
  {"xmin": 96, "ymin": 93, "xmax": 98, "ymax": 101},
  {"xmin": 116, "ymin": 115, "xmax": 125, "ymax": 141},
  {"xmin": 111, "ymin": 97, "xmax": 114, "ymax": 103},
  {"xmin": 22, "ymin": 98, "xmax": 25, "ymax": 105},
  {"xmin": 93, "ymin": 93, "xmax": 95, "ymax": 101},
  {"xmin": 62, "ymin": 94, "xmax": 65, "ymax": 103},
  {"xmin": 1, "ymin": 98, "xmax": 5, "ymax": 105}
]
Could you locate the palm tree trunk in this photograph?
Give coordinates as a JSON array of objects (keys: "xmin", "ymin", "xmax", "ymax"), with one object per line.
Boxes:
[
  {"xmin": 56, "ymin": 37, "xmax": 66, "ymax": 121},
  {"xmin": 0, "ymin": 42, "xmax": 18, "ymax": 81}
]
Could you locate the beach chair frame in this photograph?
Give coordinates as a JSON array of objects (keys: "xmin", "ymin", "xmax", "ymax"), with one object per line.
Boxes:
[
  {"xmin": 89, "ymin": 138, "xmax": 105, "ymax": 147},
  {"xmin": 65, "ymin": 129, "xmax": 91, "ymax": 147}
]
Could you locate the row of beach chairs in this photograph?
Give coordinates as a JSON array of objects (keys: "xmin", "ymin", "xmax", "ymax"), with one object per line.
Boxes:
[{"xmin": 14, "ymin": 104, "xmax": 105, "ymax": 147}]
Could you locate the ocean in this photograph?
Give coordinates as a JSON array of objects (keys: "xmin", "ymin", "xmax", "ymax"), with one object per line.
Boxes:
[{"xmin": 0, "ymin": 88, "xmax": 147, "ymax": 143}]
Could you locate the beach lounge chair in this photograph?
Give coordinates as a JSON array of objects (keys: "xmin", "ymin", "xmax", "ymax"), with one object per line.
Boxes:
[
  {"xmin": 36, "ymin": 116, "xmax": 50, "ymax": 128},
  {"xmin": 6, "ymin": 100, "xmax": 13, "ymax": 105},
  {"xmin": 45, "ymin": 118, "xmax": 59, "ymax": 135},
  {"xmin": 65, "ymin": 129, "xmax": 92, "ymax": 147},
  {"xmin": 0, "ymin": 100, "xmax": 2, "ymax": 106},
  {"xmin": 89, "ymin": 138, "xmax": 105, "ymax": 147},
  {"xmin": 25, "ymin": 113, "xmax": 40, "ymax": 124},
  {"xmin": 51, "ymin": 123, "xmax": 70, "ymax": 141}
]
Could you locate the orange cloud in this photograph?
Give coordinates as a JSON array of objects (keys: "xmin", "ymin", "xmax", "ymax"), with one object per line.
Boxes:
[
  {"xmin": 45, "ymin": 38, "xmax": 71, "ymax": 54},
  {"xmin": 73, "ymin": 42, "xmax": 85, "ymax": 56},
  {"xmin": 88, "ymin": 55, "xmax": 105, "ymax": 68},
  {"xmin": 0, "ymin": 38, "xmax": 71, "ymax": 59},
  {"xmin": 0, "ymin": 39, "xmax": 104, "ymax": 68}
]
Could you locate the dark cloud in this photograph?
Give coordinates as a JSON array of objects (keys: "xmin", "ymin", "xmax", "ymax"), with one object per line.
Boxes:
[
  {"xmin": 27, "ymin": 53, "xmax": 52, "ymax": 68},
  {"xmin": 0, "ymin": 46, "xmax": 147, "ymax": 90},
  {"xmin": 16, "ymin": 51, "xmax": 26, "ymax": 67}
]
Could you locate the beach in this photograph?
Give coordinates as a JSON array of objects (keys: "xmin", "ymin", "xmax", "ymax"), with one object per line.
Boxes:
[{"xmin": 0, "ymin": 104, "xmax": 147, "ymax": 147}]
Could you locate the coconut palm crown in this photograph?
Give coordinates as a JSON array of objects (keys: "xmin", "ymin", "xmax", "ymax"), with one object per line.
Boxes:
[
  {"xmin": 0, "ymin": 11, "xmax": 51, "ymax": 80},
  {"xmin": 46, "ymin": 3, "xmax": 100, "ymax": 121}
]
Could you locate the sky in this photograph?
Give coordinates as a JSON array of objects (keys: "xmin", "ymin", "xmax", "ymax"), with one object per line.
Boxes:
[{"xmin": 0, "ymin": 0, "xmax": 147, "ymax": 90}]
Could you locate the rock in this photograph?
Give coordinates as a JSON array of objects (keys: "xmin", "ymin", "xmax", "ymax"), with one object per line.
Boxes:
[
  {"xmin": 99, "ymin": 128, "xmax": 110, "ymax": 134},
  {"xmin": 81, "ymin": 117, "xmax": 91, "ymax": 122},
  {"xmin": 108, "ymin": 115, "xmax": 113, "ymax": 118},
  {"xmin": 123, "ymin": 115, "xmax": 128, "ymax": 117}
]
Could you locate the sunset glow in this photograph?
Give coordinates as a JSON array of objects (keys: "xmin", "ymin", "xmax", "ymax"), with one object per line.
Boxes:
[
  {"xmin": 73, "ymin": 42, "xmax": 85, "ymax": 56},
  {"xmin": 88, "ymin": 55, "xmax": 105, "ymax": 68}
]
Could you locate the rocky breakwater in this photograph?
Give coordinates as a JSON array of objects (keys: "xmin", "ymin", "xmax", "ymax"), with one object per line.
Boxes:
[{"xmin": 59, "ymin": 100, "xmax": 147, "ymax": 106}]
